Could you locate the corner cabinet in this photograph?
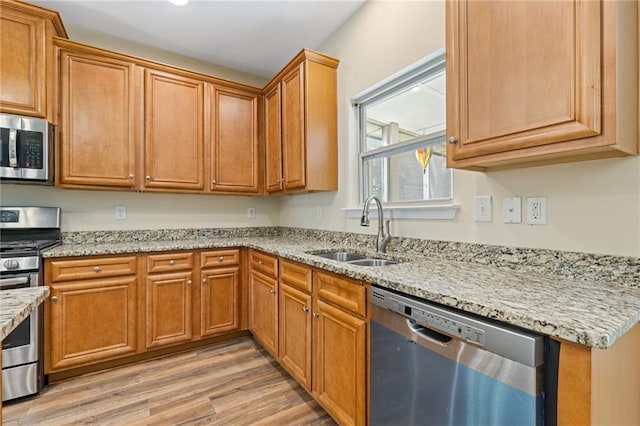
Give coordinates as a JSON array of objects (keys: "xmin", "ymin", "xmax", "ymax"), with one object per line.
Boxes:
[
  {"xmin": 264, "ymin": 49, "xmax": 339, "ymax": 193},
  {"xmin": 0, "ymin": 0, "xmax": 66, "ymax": 122},
  {"xmin": 446, "ymin": 0, "xmax": 638, "ymax": 170}
]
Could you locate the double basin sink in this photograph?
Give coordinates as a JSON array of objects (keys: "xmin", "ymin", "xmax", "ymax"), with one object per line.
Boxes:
[{"xmin": 306, "ymin": 251, "xmax": 399, "ymax": 267}]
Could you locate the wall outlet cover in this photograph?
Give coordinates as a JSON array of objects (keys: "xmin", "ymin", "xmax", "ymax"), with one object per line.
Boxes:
[
  {"xmin": 474, "ymin": 195, "xmax": 492, "ymax": 222},
  {"xmin": 114, "ymin": 205, "xmax": 127, "ymax": 220},
  {"xmin": 247, "ymin": 207, "xmax": 256, "ymax": 219},
  {"xmin": 502, "ymin": 197, "xmax": 522, "ymax": 223},
  {"xmin": 526, "ymin": 197, "xmax": 547, "ymax": 225}
]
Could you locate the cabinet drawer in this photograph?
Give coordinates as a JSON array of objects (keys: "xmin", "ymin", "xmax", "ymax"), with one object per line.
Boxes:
[
  {"xmin": 146, "ymin": 252, "xmax": 194, "ymax": 273},
  {"xmin": 280, "ymin": 259, "xmax": 312, "ymax": 293},
  {"xmin": 250, "ymin": 250, "xmax": 278, "ymax": 278},
  {"xmin": 48, "ymin": 256, "xmax": 137, "ymax": 282},
  {"xmin": 201, "ymin": 249, "xmax": 240, "ymax": 268},
  {"xmin": 314, "ymin": 271, "xmax": 366, "ymax": 317}
]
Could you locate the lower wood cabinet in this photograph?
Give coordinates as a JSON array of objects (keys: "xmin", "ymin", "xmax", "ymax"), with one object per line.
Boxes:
[
  {"xmin": 279, "ymin": 282, "xmax": 312, "ymax": 390},
  {"xmin": 45, "ymin": 256, "xmax": 138, "ymax": 373},
  {"xmin": 199, "ymin": 249, "xmax": 241, "ymax": 337},
  {"xmin": 248, "ymin": 250, "xmax": 279, "ymax": 358}
]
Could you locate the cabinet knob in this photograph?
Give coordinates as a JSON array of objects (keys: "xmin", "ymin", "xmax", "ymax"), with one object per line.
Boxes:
[
  {"xmin": 51, "ymin": 296, "xmax": 58, "ymax": 302},
  {"xmin": 202, "ymin": 278, "xmax": 208, "ymax": 284},
  {"xmin": 258, "ymin": 260, "xmax": 264, "ymax": 265},
  {"xmin": 312, "ymin": 312, "xmax": 320, "ymax": 319},
  {"xmin": 187, "ymin": 280, "xmax": 192, "ymax": 285},
  {"xmin": 169, "ymin": 260, "xmax": 175, "ymax": 265},
  {"xmin": 269, "ymin": 289, "xmax": 276, "ymax": 295},
  {"xmin": 218, "ymin": 256, "xmax": 224, "ymax": 262},
  {"xmin": 145, "ymin": 175, "xmax": 151, "ymax": 180},
  {"xmin": 212, "ymin": 179, "xmax": 216, "ymax": 184},
  {"xmin": 302, "ymin": 306, "xmax": 309, "ymax": 313},
  {"xmin": 447, "ymin": 136, "xmax": 458, "ymax": 145},
  {"xmin": 93, "ymin": 266, "xmax": 100, "ymax": 272},
  {"xmin": 128, "ymin": 174, "xmax": 134, "ymax": 179}
]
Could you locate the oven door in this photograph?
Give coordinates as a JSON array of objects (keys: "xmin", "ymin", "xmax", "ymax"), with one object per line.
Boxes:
[{"xmin": 1, "ymin": 272, "xmax": 40, "ymax": 367}]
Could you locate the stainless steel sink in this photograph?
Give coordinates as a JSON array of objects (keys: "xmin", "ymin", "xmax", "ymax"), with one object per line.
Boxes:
[
  {"xmin": 348, "ymin": 258, "xmax": 398, "ymax": 267},
  {"xmin": 308, "ymin": 251, "xmax": 367, "ymax": 262}
]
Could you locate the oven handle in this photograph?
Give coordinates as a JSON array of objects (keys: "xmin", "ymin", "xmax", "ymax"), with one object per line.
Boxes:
[
  {"xmin": 9, "ymin": 128, "xmax": 18, "ymax": 167},
  {"xmin": 0, "ymin": 276, "xmax": 29, "ymax": 289}
]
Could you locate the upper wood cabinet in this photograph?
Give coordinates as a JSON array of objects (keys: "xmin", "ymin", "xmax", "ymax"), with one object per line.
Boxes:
[
  {"xmin": 264, "ymin": 49, "xmax": 339, "ymax": 193},
  {"xmin": 208, "ymin": 85, "xmax": 260, "ymax": 193},
  {"xmin": 446, "ymin": 0, "xmax": 638, "ymax": 170},
  {"xmin": 144, "ymin": 68, "xmax": 205, "ymax": 191},
  {"xmin": 56, "ymin": 40, "xmax": 138, "ymax": 189},
  {"xmin": 0, "ymin": 0, "xmax": 66, "ymax": 121}
]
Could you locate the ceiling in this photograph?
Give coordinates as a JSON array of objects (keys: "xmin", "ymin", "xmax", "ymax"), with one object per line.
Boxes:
[{"xmin": 32, "ymin": 0, "xmax": 366, "ymax": 78}]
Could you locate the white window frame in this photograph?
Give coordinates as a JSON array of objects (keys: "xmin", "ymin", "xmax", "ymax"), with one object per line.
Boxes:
[{"xmin": 345, "ymin": 48, "xmax": 459, "ymax": 220}]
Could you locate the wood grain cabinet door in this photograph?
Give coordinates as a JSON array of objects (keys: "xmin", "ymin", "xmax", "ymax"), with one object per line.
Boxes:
[
  {"xmin": 58, "ymin": 48, "xmax": 137, "ymax": 188},
  {"xmin": 0, "ymin": 7, "xmax": 45, "ymax": 117},
  {"xmin": 281, "ymin": 63, "xmax": 306, "ymax": 190},
  {"xmin": 264, "ymin": 84, "xmax": 283, "ymax": 193},
  {"xmin": 209, "ymin": 86, "xmax": 259, "ymax": 193},
  {"xmin": 46, "ymin": 276, "xmax": 138, "ymax": 372},
  {"xmin": 200, "ymin": 266, "xmax": 240, "ymax": 337},
  {"xmin": 313, "ymin": 299, "xmax": 366, "ymax": 426},
  {"xmin": 248, "ymin": 270, "xmax": 279, "ymax": 358},
  {"xmin": 144, "ymin": 69, "xmax": 205, "ymax": 191},
  {"xmin": 278, "ymin": 283, "xmax": 312, "ymax": 390},
  {"xmin": 447, "ymin": 0, "xmax": 602, "ymax": 165},
  {"xmin": 145, "ymin": 271, "xmax": 193, "ymax": 349}
]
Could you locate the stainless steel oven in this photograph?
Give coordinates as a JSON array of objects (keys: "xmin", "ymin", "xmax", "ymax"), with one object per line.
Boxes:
[
  {"xmin": 1, "ymin": 207, "xmax": 61, "ymax": 402},
  {"xmin": 0, "ymin": 113, "xmax": 54, "ymax": 184}
]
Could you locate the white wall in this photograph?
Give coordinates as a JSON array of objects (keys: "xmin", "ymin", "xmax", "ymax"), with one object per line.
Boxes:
[{"xmin": 279, "ymin": 0, "xmax": 640, "ymax": 257}]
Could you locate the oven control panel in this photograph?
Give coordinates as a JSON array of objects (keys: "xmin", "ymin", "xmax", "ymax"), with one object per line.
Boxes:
[{"xmin": 0, "ymin": 210, "xmax": 19, "ymax": 223}]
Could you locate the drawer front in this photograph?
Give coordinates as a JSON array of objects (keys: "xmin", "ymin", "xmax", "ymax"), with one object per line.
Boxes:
[
  {"xmin": 48, "ymin": 256, "xmax": 137, "ymax": 282},
  {"xmin": 201, "ymin": 249, "xmax": 240, "ymax": 268},
  {"xmin": 314, "ymin": 271, "xmax": 366, "ymax": 317},
  {"xmin": 280, "ymin": 259, "xmax": 312, "ymax": 293},
  {"xmin": 249, "ymin": 250, "xmax": 278, "ymax": 278},
  {"xmin": 146, "ymin": 252, "xmax": 194, "ymax": 273}
]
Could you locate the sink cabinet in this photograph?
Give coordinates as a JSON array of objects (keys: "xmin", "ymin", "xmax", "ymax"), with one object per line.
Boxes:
[
  {"xmin": 446, "ymin": 0, "xmax": 638, "ymax": 170},
  {"xmin": 0, "ymin": 0, "xmax": 66, "ymax": 122}
]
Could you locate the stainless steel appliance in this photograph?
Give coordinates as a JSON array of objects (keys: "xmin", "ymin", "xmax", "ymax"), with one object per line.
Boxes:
[
  {"xmin": 370, "ymin": 286, "xmax": 559, "ymax": 426},
  {"xmin": 0, "ymin": 113, "xmax": 54, "ymax": 183},
  {"xmin": 1, "ymin": 207, "xmax": 61, "ymax": 402}
]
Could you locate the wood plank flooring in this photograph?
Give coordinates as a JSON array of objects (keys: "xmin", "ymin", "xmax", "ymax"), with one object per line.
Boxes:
[{"xmin": 3, "ymin": 337, "xmax": 336, "ymax": 425}]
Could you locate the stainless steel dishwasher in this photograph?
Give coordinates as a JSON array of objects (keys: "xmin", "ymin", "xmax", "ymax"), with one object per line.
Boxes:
[{"xmin": 369, "ymin": 286, "xmax": 558, "ymax": 426}]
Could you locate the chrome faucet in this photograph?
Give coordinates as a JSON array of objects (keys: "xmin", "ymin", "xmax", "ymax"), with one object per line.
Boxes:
[{"xmin": 360, "ymin": 195, "xmax": 391, "ymax": 253}]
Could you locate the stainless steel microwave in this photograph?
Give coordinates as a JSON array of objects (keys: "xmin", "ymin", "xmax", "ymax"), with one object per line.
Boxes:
[{"xmin": 0, "ymin": 113, "xmax": 53, "ymax": 184}]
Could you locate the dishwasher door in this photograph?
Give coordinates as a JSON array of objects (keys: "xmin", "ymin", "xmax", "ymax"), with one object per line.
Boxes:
[{"xmin": 370, "ymin": 286, "xmax": 552, "ymax": 426}]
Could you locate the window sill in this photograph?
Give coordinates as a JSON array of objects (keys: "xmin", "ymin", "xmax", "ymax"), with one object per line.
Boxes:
[{"xmin": 341, "ymin": 204, "xmax": 459, "ymax": 220}]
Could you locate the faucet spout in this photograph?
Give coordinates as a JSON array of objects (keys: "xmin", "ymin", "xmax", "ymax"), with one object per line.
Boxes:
[{"xmin": 360, "ymin": 195, "xmax": 391, "ymax": 253}]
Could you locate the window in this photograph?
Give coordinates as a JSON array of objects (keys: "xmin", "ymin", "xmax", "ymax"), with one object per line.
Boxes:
[{"xmin": 353, "ymin": 49, "xmax": 452, "ymax": 205}]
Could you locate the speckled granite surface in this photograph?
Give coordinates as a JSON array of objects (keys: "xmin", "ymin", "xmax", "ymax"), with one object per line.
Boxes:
[
  {"xmin": 0, "ymin": 287, "xmax": 49, "ymax": 340},
  {"xmin": 44, "ymin": 228, "xmax": 640, "ymax": 349}
]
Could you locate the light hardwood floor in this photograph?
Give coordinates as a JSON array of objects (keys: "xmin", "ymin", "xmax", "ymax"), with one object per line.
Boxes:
[{"xmin": 3, "ymin": 338, "xmax": 336, "ymax": 425}]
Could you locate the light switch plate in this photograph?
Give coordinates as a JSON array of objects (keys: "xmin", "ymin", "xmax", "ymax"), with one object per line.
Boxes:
[
  {"xmin": 474, "ymin": 195, "xmax": 492, "ymax": 222},
  {"xmin": 114, "ymin": 205, "xmax": 126, "ymax": 220},
  {"xmin": 502, "ymin": 197, "xmax": 521, "ymax": 223},
  {"xmin": 247, "ymin": 207, "xmax": 256, "ymax": 219}
]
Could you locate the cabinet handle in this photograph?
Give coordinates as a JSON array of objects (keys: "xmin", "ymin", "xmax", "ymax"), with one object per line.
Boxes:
[
  {"xmin": 269, "ymin": 289, "xmax": 276, "ymax": 295},
  {"xmin": 447, "ymin": 136, "xmax": 458, "ymax": 145},
  {"xmin": 312, "ymin": 312, "xmax": 320, "ymax": 319},
  {"xmin": 212, "ymin": 179, "xmax": 216, "ymax": 184},
  {"xmin": 258, "ymin": 260, "xmax": 264, "ymax": 265},
  {"xmin": 128, "ymin": 174, "xmax": 134, "ymax": 179},
  {"xmin": 93, "ymin": 266, "xmax": 100, "ymax": 272},
  {"xmin": 202, "ymin": 278, "xmax": 208, "ymax": 284},
  {"xmin": 302, "ymin": 306, "xmax": 309, "ymax": 313},
  {"xmin": 145, "ymin": 175, "xmax": 151, "ymax": 180},
  {"xmin": 187, "ymin": 280, "xmax": 192, "ymax": 285},
  {"xmin": 169, "ymin": 260, "xmax": 175, "ymax": 265},
  {"xmin": 218, "ymin": 256, "xmax": 224, "ymax": 262},
  {"xmin": 51, "ymin": 296, "xmax": 58, "ymax": 302}
]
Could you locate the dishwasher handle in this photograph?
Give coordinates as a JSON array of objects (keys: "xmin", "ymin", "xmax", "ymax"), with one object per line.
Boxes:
[{"xmin": 407, "ymin": 319, "xmax": 453, "ymax": 345}]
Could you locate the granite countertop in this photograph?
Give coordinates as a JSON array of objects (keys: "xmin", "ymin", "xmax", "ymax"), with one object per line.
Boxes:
[
  {"xmin": 0, "ymin": 287, "xmax": 50, "ymax": 341},
  {"xmin": 43, "ymin": 236, "xmax": 640, "ymax": 349}
]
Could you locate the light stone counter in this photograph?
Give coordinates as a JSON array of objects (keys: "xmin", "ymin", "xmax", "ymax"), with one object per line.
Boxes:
[
  {"xmin": 42, "ymin": 235, "xmax": 640, "ymax": 349},
  {"xmin": 0, "ymin": 287, "xmax": 50, "ymax": 341}
]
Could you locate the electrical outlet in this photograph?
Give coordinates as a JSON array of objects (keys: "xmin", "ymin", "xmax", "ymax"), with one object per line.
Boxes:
[
  {"xmin": 526, "ymin": 197, "xmax": 547, "ymax": 225},
  {"xmin": 474, "ymin": 195, "xmax": 492, "ymax": 222},
  {"xmin": 114, "ymin": 205, "xmax": 127, "ymax": 220},
  {"xmin": 247, "ymin": 207, "xmax": 256, "ymax": 219},
  {"xmin": 502, "ymin": 197, "xmax": 521, "ymax": 223}
]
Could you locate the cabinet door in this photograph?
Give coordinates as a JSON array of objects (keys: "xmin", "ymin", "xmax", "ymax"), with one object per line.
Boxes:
[
  {"xmin": 210, "ymin": 86, "xmax": 259, "ymax": 193},
  {"xmin": 144, "ymin": 69, "xmax": 204, "ymax": 191},
  {"xmin": 248, "ymin": 270, "xmax": 278, "ymax": 358},
  {"xmin": 145, "ymin": 271, "xmax": 193, "ymax": 349},
  {"xmin": 313, "ymin": 300, "xmax": 366, "ymax": 426},
  {"xmin": 281, "ymin": 63, "xmax": 306, "ymax": 190},
  {"xmin": 447, "ymin": 0, "xmax": 601, "ymax": 164},
  {"xmin": 0, "ymin": 7, "xmax": 45, "ymax": 117},
  {"xmin": 47, "ymin": 276, "xmax": 137, "ymax": 372},
  {"xmin": 279, "ymin": 284, "xmax": 312, "ymax": 390},
  {"xmin": 200, "ymin": 266, "xmax": 240, "ymax": 337},
  {"xmin": 58, "ymin": 49, "xmax": 137, "ymax": 188},
  {"xmin": 264, "ymin": 84, "xmax": 283, "ymax": 192}
]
